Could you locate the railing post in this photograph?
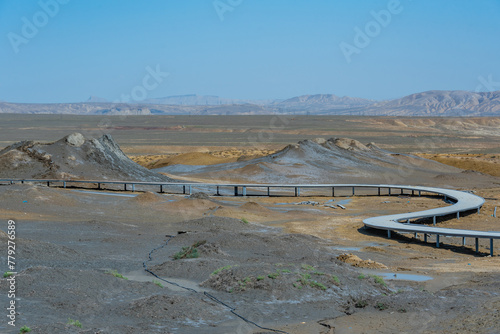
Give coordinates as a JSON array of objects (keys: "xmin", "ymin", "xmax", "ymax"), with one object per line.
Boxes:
[
  {"xmin": 332, "ymin": 187, "xmax": 335, "ymax": 197},
  {"xmin": 387, "ymin": 230, "xmax": 391, "ymax": 238},
  {"xmin": 475, "ymin": 238, "xmax": 479, "ymax": 253},
  {"xmin": 124, "ymin": 184, "xmax": 127, "ymax": 191},
  {"xmin": 242, "ymin": 186, "xmax": 246, "ymax": 196},
  {"xmin": 436, "ymin": 235, "xmax": 440, "ymax": 248},
  {"xmin": 217, "ymin": 186, "xmax": 220, "ymax": 196},
  {"xmin": 234, "ymin": 186, "xmax": 238, "ymax": 196},
  {"xmin": 433, "ymin": 216, "xmax": 436, "ymax": 226},
  {"xmin": 490, "ymin": 239, "xmax": 494, "ymax": 257}
]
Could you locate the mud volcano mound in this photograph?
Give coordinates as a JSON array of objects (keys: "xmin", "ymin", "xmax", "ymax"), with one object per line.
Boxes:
[
  {"xmin": 0, "ymin": 133, "xmax": 174, "ymax": 181},
  {"xmin": 156, "ymin": 137, "xmax": 462, "ymax": 184}
]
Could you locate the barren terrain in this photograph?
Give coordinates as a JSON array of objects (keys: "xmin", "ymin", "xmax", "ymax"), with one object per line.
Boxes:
[{"xmin": 0, "ymin": 115, "xmax": 499, "ymax": 333}]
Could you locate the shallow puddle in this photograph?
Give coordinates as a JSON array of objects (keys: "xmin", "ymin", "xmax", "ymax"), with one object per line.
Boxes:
[{"xmin": 361, "ymin": 270, "xmax": 433, "ymax": 281}]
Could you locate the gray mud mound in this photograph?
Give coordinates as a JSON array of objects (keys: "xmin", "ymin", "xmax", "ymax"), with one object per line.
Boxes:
[
  {"xmin": 148, "ymin": 217, "xmax": 387, "ymax": 321},
  {"xmin": 0, "ymin": 132, "xmax": 175, "ymax": 181},
  {"xmin": 129, "ymin": 191, "xmax": 166, "ymax": 204},
  {"xmin": 155, "ymin": 137, "xmax": 463, "ymax": 184}
]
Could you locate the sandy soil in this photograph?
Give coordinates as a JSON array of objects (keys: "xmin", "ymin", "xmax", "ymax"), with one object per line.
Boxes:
[{"xmin": 417, "ymin": 153, "xmax": 500, "ymax": 177}]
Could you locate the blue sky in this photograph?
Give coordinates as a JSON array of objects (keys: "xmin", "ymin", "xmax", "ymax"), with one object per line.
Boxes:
[{"xmin": 1, "ymin": 0, "xmax": 499, "ymax": 103}]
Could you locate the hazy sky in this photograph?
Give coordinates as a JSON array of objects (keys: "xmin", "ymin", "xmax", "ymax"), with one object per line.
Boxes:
[{"xmin": 1, "ymin": 0, "xmax": 499, "ymax": 103}]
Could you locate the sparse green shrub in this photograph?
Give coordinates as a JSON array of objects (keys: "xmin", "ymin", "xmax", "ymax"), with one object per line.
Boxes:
[
  {"xmin": 106, "ymin": 270, "xmax": 128, "ymax": 280},
  {"xmin": 67, "ymin": 318, "xmax": 82, "ymax": 328},
  {"xmin": 313, "ymin": 271, "xmax": 325, "ymax": 276},
  {"xmin": 173, "ymin": 240, "xmax": 206, "ymax": 260},
  {"xmin": 309, "ymin": 280, "xmax": 327, "ymax": 290},
  {"xmin": 355, "ymin": 299, "xmax": 368, "ymax": 308},
  {"xmin": 279, "ymin": 269, "xmax": 291, "ymax": 273},
  {"xmin": 3, "ymin": 271, "xmax": 14, "ymax": 278},
  {"xmin": 19, "ymin": 326, "xmax": 31, "ymax": 333},
  {"xmin": 241, "ymin": 217, "xmax": 249, "ymax": 224},
  {"xmin": 268, "ymin": 272, "xmax": 280, "ymax": 279},
  {"xmin": 256, "ymin": 275, "xmax": 265, "ymax": 281},
  {"xmin": 370, "ymin": 274, "xmax": 386, "ymax": 287},
  {"xmin": 375, "ymin": 302, "xmax": 387, "ymax": 310},
  {"xmin": 153, "ymin": 280, "xmax": 164, "ymax": 288},
  {"xmin": 358, "ymin": 274, "xmax": 366, "ymax": 279},
  {"xmin": 211, "ymin": 265, "xmax": 232, "ymax": 276},
  {"xmin": 301, "ymin": 264, "xmax": 315, "ymax": 271},
  {"xmin": 331, "ymin": 275, "xmax": 340, "ymax": 285},
  {"xmin": 300, "ymin": 273, "xmax": 311, "ymax": 280}
]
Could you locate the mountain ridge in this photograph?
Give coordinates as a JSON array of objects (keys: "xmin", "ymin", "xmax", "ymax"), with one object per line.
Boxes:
[{"xmin": 2, "ymin": 90, "xmax": 500, "ymax": 116}]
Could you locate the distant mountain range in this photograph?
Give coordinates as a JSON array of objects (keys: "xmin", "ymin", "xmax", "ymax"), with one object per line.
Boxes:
[{"xmin": 2, "ymin": 90, "xmax": 500, "ymax": 116}]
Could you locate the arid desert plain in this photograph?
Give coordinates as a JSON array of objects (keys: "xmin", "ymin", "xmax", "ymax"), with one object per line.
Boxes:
[{"xmin": 1, "ymin": 114, "xmax": 499, "ymax": 334}]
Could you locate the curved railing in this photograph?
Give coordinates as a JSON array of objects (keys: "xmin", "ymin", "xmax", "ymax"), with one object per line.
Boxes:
[{"xmin": 1, "ymin": 180, "xmax": 497, "ymax": 255}]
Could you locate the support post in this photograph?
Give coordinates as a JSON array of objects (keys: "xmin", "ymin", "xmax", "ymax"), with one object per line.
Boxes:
[
  {"xmin": 388, "ymin": 188, "xmax": 391, "ymax": 196},
  {"xmin": 419, "ymin": 190, "xmax": 421, "ymax": 197},
  {"xmin": 234, "ymin": 186, "xmax": 238, "ymax": 196},
  {"xmin": 188, "ymin": 185, "xmax": 192, "ymax": 195},
  {"xmin": 457, "ymin": 212, "xmax": 460, "ymax": 219},
  {"xmin": 63, "ymin": 181, "xmax": 66, "ymax": 188},
  {"xmin": 490, "ymin": 239, "xmax": 494, "ymax": 257},
  {"xmin": 132, "ymin": 184, "xmax": 135, "ymax": 192},
  {"xmin": 462, "ymin": 237, "xmax": 466, "ymax": 246},
  {"xmin": 407, "ymin": 219, "xmax": 410, "ymax": 224},
  {"xmin": 352, "ymin": 187, "xmax": 355, "ymax": 196},
  {"xmin": 242, "ymin": 186, "xmax": 247, "ymax": 196},
  {"xmin": 436, "ymin": 235, "xmax": 440, "ymax": 248},
  {"xmin": 216, "ymin": 186, "xmax": 220, "ymax": 196},
  {"xmin": 47, "ymin": 181, "xmax": 50, "ymax": 187},
  {"xmin": 414, "ymin": 232, "xmax": 417, "ymax": 238},
  {"xmin": 401, "ymin": 188, "xmax": 403, "ymax": 195},
  {"xmin": 493, "ymin": 207, "xmax": 497, "ymax": 218},
  {"xmin": 433, "ymin": 216, "xmax": 436, "ymax": 226},
  {"xmin": 378, "ymin": 187, "xmax": 380, "ymax": 196},
  {"xmin": 412, "ymin": 190, "xmax": 414, "ymax": 196},
  {"xmin": 267, "ymin": 187, "xmax": 270, "ymax": 196},
  {"xmin": 475, "ymin": 238, "xmax": 479, "ymax": 253},
  {"xmin": 160, "ymin": 185, "xmax": 163, "ymax": 193},
  {"xmin": 332, "ymin": 187, "xmax": 335, "ymax": 197},
  {"xmin": 124, "ymin": 184, "xmax": 127, "ymax": 191},
  {"xmin": 424, "ymin": 234, "xmax": 427, "ymax": 243},
  {"xmin": 387, "ymin": 230, "xmax": 391, "ymax": 239},
  {"xmin": 183, "ymin": 185, "xmax": 186, "ymax": 194},
  {"xmin": 98, "ymin": 183, "xmax": 101, "ymax": 190}
]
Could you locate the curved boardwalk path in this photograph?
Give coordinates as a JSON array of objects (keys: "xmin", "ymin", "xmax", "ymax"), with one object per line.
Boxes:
[{"xmin": 1, "ymin": 179, "xmax": 498, "ymax": 256}]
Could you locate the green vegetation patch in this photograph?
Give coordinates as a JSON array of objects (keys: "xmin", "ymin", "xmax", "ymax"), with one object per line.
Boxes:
[{"xmin": 173, "ymin": 240, "xmax": 206, "ymax": 260}]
